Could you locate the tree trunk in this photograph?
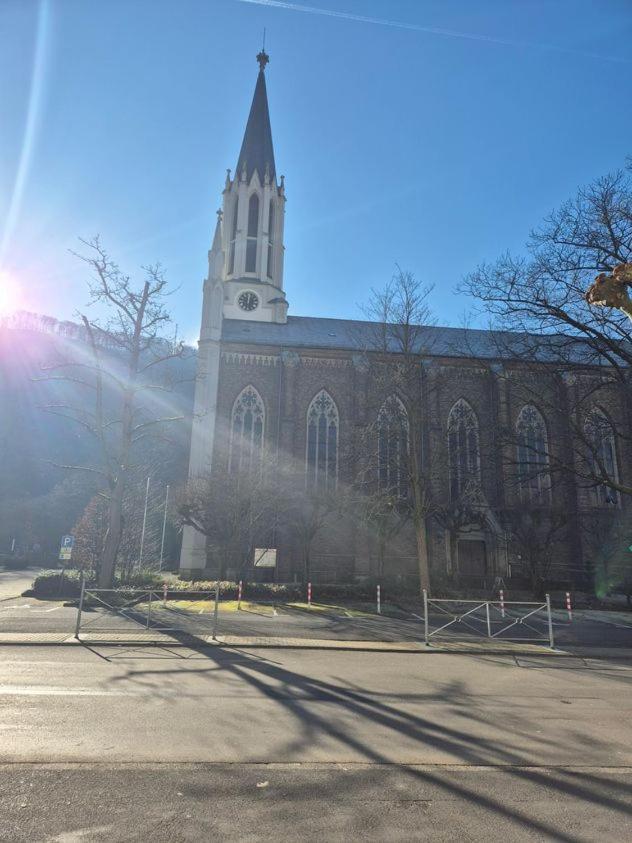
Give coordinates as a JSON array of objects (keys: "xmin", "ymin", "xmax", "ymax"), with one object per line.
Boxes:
[
  {"xmin": 304, "ymin": 546, "xmax": 310, "ymax": 583},
  {"xmin": 414, "ymin": 514, "xmax": 430, "ymax": 594},
  {"xmin": 99, "ymin": 480, "xmax": 124, "ymax": 587}
]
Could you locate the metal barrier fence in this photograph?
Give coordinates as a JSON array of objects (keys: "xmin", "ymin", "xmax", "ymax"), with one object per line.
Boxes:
[
  {"xmin": 422, "ymin": 590, "xmax": 555, "ymax": 648},
  {"xmin": 74, "ymin": 580, "xmax": 222, "ymax": 640},
  {"xmin": 73, "ymin": 576, "xmax": 556, "ymax": 649}
]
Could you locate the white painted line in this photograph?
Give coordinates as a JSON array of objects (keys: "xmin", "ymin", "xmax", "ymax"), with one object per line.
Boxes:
[
  {"xmin": 0, "ymin": 685, "xmax": 135, "ymax": 697},
  {"xmin": 410, "ymin": 613, "xmax": 425, "ymax": 621}
]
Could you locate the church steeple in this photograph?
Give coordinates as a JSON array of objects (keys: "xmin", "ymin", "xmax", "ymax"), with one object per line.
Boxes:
[
  {"xmin": 201, "ymin": 50, "xmax": 287, "ymax": 325},
  {"xmin": 236, "ymin": 50, "xmax": 276, "ymax": 186}
]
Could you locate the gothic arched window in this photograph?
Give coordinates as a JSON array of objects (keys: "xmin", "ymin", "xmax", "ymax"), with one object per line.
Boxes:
[
  {"xmin": 448, "ymin": 399, "xmax": 480, "ymax": 500},
  {"xmin": 228, "ymin": 197, "xmax": 239, "ymax": 276},
  {"xmin": 245, "ymin": 194, "xmax": 259, "ymax": 273},
  {"xmin": 584, "ymin": 408, "xmax": 619, "ymax": 506},
  {"xmin": 306, "ymin": 390, "xmax": 339, "ymax": 489},
  {"xmin": 516, "ymin": 405, "xmax": 550, "ymax": 504},
  {"xmin": 377, "ymin": 396, "xmax": 409, "ymax": 498},
  {"xmin": 229, "ymin": 386, "xmax": 265, "ymax": 474},
  {"xmin": 267, "ymin": 199, "xmax": 275, "ymax": 279}
]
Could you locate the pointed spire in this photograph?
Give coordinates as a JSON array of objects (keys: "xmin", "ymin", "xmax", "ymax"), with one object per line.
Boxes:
[
  {"xmin": 236, "ymin": 51, "xmax": 276, "ymax": 185},
  {"xmin": 211, "ymin": 209, "xmax": 222, "ymax": 252}
]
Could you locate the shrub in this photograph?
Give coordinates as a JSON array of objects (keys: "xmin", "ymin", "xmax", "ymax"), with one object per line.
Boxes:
[
  {"xmin": 30, "ymin": 568, "xmax": 166, "ymax": 599},
  {"xmin": 29, "ymin": 569, "xmax": 86, "ymax": 598}
]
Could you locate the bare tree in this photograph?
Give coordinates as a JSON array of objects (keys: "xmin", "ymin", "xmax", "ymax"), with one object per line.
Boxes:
[
  {"xmin": 356, "ymin": 489, "xmax": 408, "ymax": 580},
  {"xmin": 502, "ymin": 509, "xmax": 570, "ymax": 598},
  {"xmin": 459, "ymin": 162, "xmax": 632, "ymax": 504},
  {"xmin": 40, "ymin": 237, "xmax": 186, "ymax": 586},
  {"xmin": 176, "ymin": 464, "xmax": 281, "ymax": 579},
  {"xmin": 72, "ymin": 494, "xmax": 109, "ymax": 577},
  {"xmin": 359, "ymin": 268, "xmax": 438, "ymax": 592},
  {"xmin": 285, "ymin": 483, "xmax": 346, "ymax": 583}
]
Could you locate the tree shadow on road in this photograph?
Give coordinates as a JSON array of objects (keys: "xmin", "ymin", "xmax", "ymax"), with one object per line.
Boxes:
[{"xmin": 98, "ymin": 638, "xmax": 632, "ymax": 842}]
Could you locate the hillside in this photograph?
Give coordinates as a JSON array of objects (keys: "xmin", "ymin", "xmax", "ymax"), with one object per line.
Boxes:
[{"xmin": 0, "ymin": 312, "xmax": 196, "ymax": 564}]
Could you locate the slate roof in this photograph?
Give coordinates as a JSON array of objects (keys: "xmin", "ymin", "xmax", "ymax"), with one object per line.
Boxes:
[
  {"xmin": 236, "ymin": 66, "xmax": 276, "ymax": 184},
  {"xmin": 221, "ymin": 315, "xmax": 602, "ymax": 364}
]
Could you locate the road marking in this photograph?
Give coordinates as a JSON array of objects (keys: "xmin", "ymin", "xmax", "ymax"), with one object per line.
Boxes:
[{"xmin": 0, "ymin": 685, "xmax": 135, "ymax": 697}]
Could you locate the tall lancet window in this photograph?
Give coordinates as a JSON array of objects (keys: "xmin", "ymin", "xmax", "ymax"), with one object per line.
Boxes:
[
  {"xmin": 584, "ymin": 408, "xmax": 619, "ymax": 506},
  {"xmin": 267, "ymin": 200, "xmax": 275, "ymax": 279},
  {"xmin": 245, "ymin": 194, "xmax": 259, "ymax": 273},
  {"xmin": 306, "ymin": 390, "xmax": 339, "ymax": 489},
  {"xmin": 448, "ymin": 399, "xmax": 480, "ymax": 500},
  {"xmin": 228, "ymin": 198, "xmax": 239, "ymax": 276},
  {"xmin": 516, "ymin": 405, "xmax": 550, "ymax": 504},
  {"xmin": 377, "ymin": 396, "xmax": 409, "ymax": 499},
  {"xmin": 229, "ymin": 386, "xmax": 265, "ymax": 475}
]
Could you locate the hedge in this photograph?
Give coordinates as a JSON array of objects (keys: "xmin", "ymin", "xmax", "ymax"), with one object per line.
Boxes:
[{"xmin": 29, "ymin": 569, "xmax": 165, "ymax": 599}]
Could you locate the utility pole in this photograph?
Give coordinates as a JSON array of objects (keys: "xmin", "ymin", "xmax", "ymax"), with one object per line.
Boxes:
[
  {"xmin": 139, "ymin": 475, "xmax": 150, "ymax": 569},
  {"xmin": 159, "ymin": 485, "xmax": 170, "ymax": 570}
]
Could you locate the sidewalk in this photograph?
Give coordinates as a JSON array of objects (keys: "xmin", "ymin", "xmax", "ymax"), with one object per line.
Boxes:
[{"xmin": 0, "ymin": 629, "xmax": 610, "ymax": 655}]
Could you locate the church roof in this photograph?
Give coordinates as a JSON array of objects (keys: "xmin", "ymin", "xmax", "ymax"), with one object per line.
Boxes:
[
  {"xmin": 222, "ymin": 315, "xmax": 604, "ymax": 365},
  {"xmin": 236, "ymin": 52, "xmax": 276, "ymax": 184}
]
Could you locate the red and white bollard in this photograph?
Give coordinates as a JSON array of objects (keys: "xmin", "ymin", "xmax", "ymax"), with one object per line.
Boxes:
[
  {"xmin": 377, "ymin": 584, "xmax": 381, "ymax": 615},
  {"xmin": 565, "ymin": 591, "xmax": 573, "ymax": 622},
  {"xmin": 307, "ymin": 581, "xmax": 312, "ymax": 608},
  {"xmin": 237, "ymin": 580, "xmax": 243, "ymax": 610},
  {"xmin": 162, "ymin": 583, "xmax": 168, "ymax": 608},
  {"xmin": 499, "ymin": 589, "xmax": 505, "ymax": 619}
]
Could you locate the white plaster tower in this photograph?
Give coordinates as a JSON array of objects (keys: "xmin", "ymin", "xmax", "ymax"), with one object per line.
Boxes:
[{"xmin": 180, "ymin": 50, "xmax": 286, "ymax": 572}]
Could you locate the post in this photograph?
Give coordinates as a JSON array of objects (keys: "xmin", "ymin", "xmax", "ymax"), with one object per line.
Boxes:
[
  {"xmin": 159, "ymin": 485, "xmax": 169, "ymax": 570},
  {"xmin": 565, "ymin": 591, "xmax": 573, "ymax": 622},
  {"xmin": 423, "ymin": 588, "xmax": 429, "ymax": 646},
  {"xmin": 499, "ymin": 589, "xmax": 505, "ymax": 618},
  {"xmin": 163, "ymin": 582, "xmax": 168, "ymax": 608},
  {"xmin": 485, "ymin": 601, "xmax": 491, "ymax": 637},
  {"xmin": 212, "ymin": 580, "xmax": 220, "ymax": 640},
  {"xmin": 238, "ymin": 579, "xmax": 243, "ymax": 610},
  {"xmin": 147, "ymin": 590, "xmax": 152, "ymax": 628},
  {"xmin": 307, "ymin": 581, "xmax": 312, "ymax": 608},
  {"xmin": 139, "ymin": 475, "xmax": 150, "ymax": 568},
  {"xmin": 545, "ymin": 593, "xmax": 555, "ymax": 649},
  {"xmin": 74, "ymin": 572, "xmax": 86, "ymax": 639},
  {"xmin": 377, "ymin": 584, "xmax": 381, "ymax": 615}
]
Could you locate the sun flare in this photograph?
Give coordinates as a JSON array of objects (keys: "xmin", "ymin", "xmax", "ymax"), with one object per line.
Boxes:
[{"xmin": 0, "ymin": 271, "xmax": 21, "ymax": 315}]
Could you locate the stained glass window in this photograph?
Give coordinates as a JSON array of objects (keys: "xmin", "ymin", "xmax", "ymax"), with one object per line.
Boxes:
[
  {"xmin": 448, "ymin": 399, "xmax": 480, "ymax": 500},
  {"xmin": 229, "ymin": 386, "xmax": 265, "ymax": 474},
  {"xmin": 306, "ymin": 390, "xmax": 338, "ymax": 489},
  {"xmin": 516, "ymin": 405, "xmax": 550, "ymax": 504},
  {"xmin": 377, "ymin": 396, "xmax": 409, "ymax": 498},
  {"xmin": 584, "ymin": 408, "xmax": 619, "ymax": 506}
]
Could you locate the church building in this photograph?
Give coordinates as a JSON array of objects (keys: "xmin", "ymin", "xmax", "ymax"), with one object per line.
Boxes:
[{"xmin": 179, "ymin": 52, "xmax": 629, "ymax": 590}]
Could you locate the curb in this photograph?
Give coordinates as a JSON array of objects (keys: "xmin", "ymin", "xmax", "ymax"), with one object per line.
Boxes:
[{"xmin": 0, "ymin": 632, "xmax": 566, "ymax": 655}]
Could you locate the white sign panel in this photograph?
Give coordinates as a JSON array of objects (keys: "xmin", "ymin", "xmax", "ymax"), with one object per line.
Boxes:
[
  {"xmin": 59, "ymin": 535, "xmax": 74, "ymax": 561},
  {"xmin": 254, "ymin": 548, "xmax": 277, "ymax": 568}
]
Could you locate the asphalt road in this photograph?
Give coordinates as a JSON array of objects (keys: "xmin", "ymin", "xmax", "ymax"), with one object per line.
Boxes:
[{"xmin": 2, "ymin": 643, "xmax": 632, "ymax": 840}]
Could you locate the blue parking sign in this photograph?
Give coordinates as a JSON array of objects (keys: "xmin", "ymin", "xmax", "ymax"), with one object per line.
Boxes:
[{"xmin": 59, "ymin": 535, "xmax": 74, "ymax": 560}]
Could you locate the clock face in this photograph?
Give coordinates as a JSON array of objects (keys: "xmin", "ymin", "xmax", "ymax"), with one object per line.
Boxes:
[{"xmin": 238, "ymin": 291, "xmax": 259, "ymax": 312}]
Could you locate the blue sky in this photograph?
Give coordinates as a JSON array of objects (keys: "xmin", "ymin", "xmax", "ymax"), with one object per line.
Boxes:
[{"xmin": 1, "ymin": 0, "xmax": 630, "ymax": 341}]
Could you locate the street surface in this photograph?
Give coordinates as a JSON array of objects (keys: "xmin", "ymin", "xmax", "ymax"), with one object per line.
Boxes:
[
  {"xmin": 2, "ymin": 569, "xmax": 632, "ymax": 840},
  {"xmin": 2, "ymin": 642, "xmax": 632, "ymax": 840}
]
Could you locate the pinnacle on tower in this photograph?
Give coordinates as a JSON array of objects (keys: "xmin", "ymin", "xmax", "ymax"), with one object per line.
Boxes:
[{"xmin": 235, "ymin": 51, "xmax": 276, "ymax": 185}]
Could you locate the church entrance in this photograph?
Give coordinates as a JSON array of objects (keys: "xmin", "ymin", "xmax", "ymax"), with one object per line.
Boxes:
[{"xmin": 457, "ymin": 539, "xmax": 487, "ymax": 585}]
